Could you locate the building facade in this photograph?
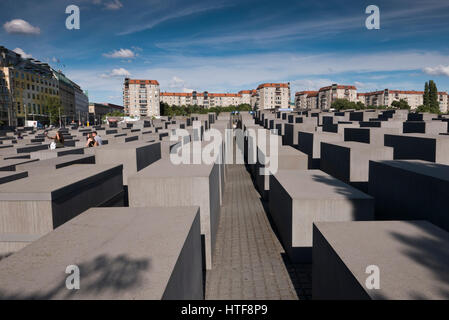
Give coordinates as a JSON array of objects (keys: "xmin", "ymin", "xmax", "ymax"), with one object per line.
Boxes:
[
  {"xmin": 295, "ymin": 91, "xmax": 318, "ymax": 109},
  {"xmin": 438, "ymin": 92, "xmax": 448, "ymax": 113},
  {"xmin": 238, "ymin": 90, "xmax": 252, "ymax": 105},
  {"xmin": 89, "ymin": 102, "xmax": 124, "ymax": 125},
  {"xmin": 72, "ymin": 81, "xmax": 89, "ymax": 124},
  {"xmin": 123, "ymin": 78, "xmax": 160, "ymax": 118},
  {"xmin": 357, "ymin": 89, "xmax": 449, "ymax": 111},
  {"xmin": 0, "ymin": 67, "xmax": 12, "ymax": 125},
  {"xmin": 318, "ymin": 84, "xmax": 357, "ymax": 110},
  {"xmin": 256, "ymin": 83, "xmax": 290, "ymax": 110},
  {"xmin": 0, "ymin": 46, "xmax": 87, "ymax": 126},
  {"xmin": 160, "ymin": 91, "xmax": 251, "ymax": 108}
]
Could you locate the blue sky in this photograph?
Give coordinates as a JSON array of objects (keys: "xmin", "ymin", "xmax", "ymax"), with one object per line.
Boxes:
[{"xmin": 1, "ymin": 0, "xmax": 449, "ymax": 104}]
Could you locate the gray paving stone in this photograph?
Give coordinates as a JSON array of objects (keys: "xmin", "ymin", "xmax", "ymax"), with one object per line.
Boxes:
[{"xmin": 205, "ymin": 164, "xmax": 304, "ymax": 300}]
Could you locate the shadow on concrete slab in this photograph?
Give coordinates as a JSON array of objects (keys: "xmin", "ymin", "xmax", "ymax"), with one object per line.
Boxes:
[{"xmin": 0, "ymin": 254, "xmax": 151, "ymax": 300}]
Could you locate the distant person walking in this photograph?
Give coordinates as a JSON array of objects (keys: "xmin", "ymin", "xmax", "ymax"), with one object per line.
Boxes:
[
  {"xmin": 45, "ymin": 131, "xmax": 65, "ymax": 149},
  {"xmin": 92, "ymin": 131, "xmax": 103, "ymax": 146}
]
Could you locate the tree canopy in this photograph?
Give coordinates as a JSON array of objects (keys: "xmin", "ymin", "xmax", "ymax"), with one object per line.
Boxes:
[
  {"xmin": 44, "ymin": 96, "xmax": 62, "ymax": 125},
  {"xmin": 160, "ymin": 103, "xmax": 252, "ymax": 117},
  {"xmin": 419, "ymin": 80, "xmax": 440, "ymax": 114},
  {"xmin": 391, "ymin": 99, "xmax": 410, "ymax": 110}
]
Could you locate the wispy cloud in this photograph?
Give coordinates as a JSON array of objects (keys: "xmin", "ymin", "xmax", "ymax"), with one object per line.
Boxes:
[
  {"xmin": 423, "ymin": 65, "xmax": 449, "ymax": 77},
  {"xmin": 117, "ymin": 2, "xmax": 231, "ymax": 36},
  {"xmin": 3, "ymin": 19, "xmax": 40, "ymax": 35},
  {"xmin": 100, "ymin": 67, "xmax": 131, "ymax": 78},
  {"xmin": 155, "ymin": 1, "xmax": 449, "ymax": 49},
  {"xmin": 13, "ymin": 47, "xmax": 33, "ymax": 59},
  {"xmin": 103, "ymin": 48, "xmax": 136, "ymax": 59},
  {"xmin": 105, "ymin": 0, "xmax": 123, "ymax": 10}
]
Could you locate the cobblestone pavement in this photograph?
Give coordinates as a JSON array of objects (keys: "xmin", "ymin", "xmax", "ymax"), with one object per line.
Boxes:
[{"xmin": 205, "ymin": 164, "xmax": 312, "ymax": 300}]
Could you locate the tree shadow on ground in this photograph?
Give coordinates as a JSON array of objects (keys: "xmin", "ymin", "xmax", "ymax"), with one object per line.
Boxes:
[
  {"xmin": 0, "ymin": 254, "xmax": 150, "ymax": 300},
  {"xmin": 386, "ymin": 221, "xmax": 449, "ymax": 300}
]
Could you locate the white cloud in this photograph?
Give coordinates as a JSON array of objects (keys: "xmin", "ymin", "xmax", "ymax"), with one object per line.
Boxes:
[
  {"xmin": 105, "ymin": 0, "xmax": 123, "ymax": 10},
  {"xmin": 101, "ymin": 68, "xmax": 131, "ymax": 78},
  {"xmin": 103, "ymin": 48, "xmax": 135, "ymax": 59},
  {"xmin": 13, "ymin": 48, "xmax": 33, "ymax": 59},
  {"xmin": 3, "ymin": 19, "xmax": 40, "ymax": 35},
  {"xmin": 291, "ymin": 79, "xmax": 335, "ymax": 92},
  {"xmin": 166, "ymin": 76, "xmax": 194, "ymax": 93},
  {"xmin": 423, "ymin": 65, "xmax": 449, "ymax": 77}
]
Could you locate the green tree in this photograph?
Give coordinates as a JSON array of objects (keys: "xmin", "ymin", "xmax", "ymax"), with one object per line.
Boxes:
[
  {"xmin": 331, "ymin": 99, "xmax": 365, "ymax": 111},
  {"xmin": 101, "ymin": 111, "xmax": 125, "ymax": 121},
  {"xmin": 45, "ymin": 96, "xmax": 62, "ymax": 125},
  {"xmin": 159, "ymin": 102, "xmax": 252, "ymax": 116},
  {"xmin": 423, "ymin": 82, "xmax": 430, "ymax": 106},
  {"xmin": 391, "ymin": 99, "xmax": 410, "ymax": 110},
  {"xmin": 429, "ymin": 80, "xmax": 439, "ymax": 109}
]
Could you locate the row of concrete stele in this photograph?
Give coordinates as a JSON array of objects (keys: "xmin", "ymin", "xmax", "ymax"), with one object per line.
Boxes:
[
  {"xmin": 0, "ymin": 107, "xmax": 449, "ymax": 299},
  {"xmin": 0, "ymin": 112, "xmax": 231, "ymax": 299},
  {"xmin": 245, "ymin": 108, "xmax": 449, "ymax": 299}
]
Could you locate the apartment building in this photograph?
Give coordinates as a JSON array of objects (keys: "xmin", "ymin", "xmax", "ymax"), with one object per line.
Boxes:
[
  {"xmin": 257, "ymin": 83, "xmax": 290, "ymax": 110},
  {"xmin": 357, "ymin": 89, "xmax": 448, "ymax": 111},
  {"xmin": 53, "ymin": 70, "xmax": 76, "ymax": 123},
  {"xmin": 438, "ymin": 92, "xmax": 448, "ymax": 113},
  {"xmin": 238, "ymin": 90, "xmax": 252, "ymax": 105},
  {"xmin": 160, "ymin": 91, "xmax": 250, "ymax": 108},
  {"xmin": 250, "ymin": 90, "xmax": 259, "ymax": 109},
  {"xmin": 209, "ymin": 93, "xmax": 243, "ymax": 107},
  {"xmin": 0, "ymin": 46, "xmax": 87, "ymax": 126},
  {"xmin": 72, "ymin": 82, "xmax": 89, "ymax": 124},
  {"xmin": 0, "ymin": 68, "xmax": 12, "ymax": 125},
  {"xmin": 318, "ymin": 84, "xmax": 357, "ymax": 110},
  {"xmin": 306, "ymin": 92, "xmax": 319, "ymax": 109},
  {"xmin": 295, "ymin": 91, "xmax": 318, "ymax": 109},
  {"xmin": 123, "ymin": 78, "xmax": 160, "ymax": 118}
]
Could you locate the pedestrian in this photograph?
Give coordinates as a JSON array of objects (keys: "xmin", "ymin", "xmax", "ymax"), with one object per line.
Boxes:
[
  {"xmin": 92, "ymin": 131, "xmax": 103, "ymax": 146},
  {"xmin": 45, "ymin": 131, "xmax": 65, "ymax": 148},
  {"xmin": 85, "ymin": 133, "xmax": 95, "ymax": 148}
]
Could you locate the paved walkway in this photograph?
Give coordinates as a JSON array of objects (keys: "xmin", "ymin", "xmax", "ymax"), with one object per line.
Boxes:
[{"xmin": 205, "ymin": 164, "xmax": 311, "ymax": 300}]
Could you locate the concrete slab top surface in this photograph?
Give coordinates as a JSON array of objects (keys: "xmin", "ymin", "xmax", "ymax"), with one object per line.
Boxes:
[
  {"xmin": 0, "ymin": 164, "xmax": 122, "ymax": 200},
  {"xmin": 274, "ymin": 169, "xmax": 372, "ymax": 200},
  {"xmin": 0, "ymin": 158, "xmax": 38, "ymax": 168},
  {"xmin": 388, "ymin": 133, "xmax": 449, "ymax": 140},
  {"xmin": 133, "ymin": 159, "xmax": 214, "ymax": 178},
  {"xmin": 97, "ymin": 141, "xmax": 157, "ymax": 150},
  {"xmin": 0, "ymin": 206, "xmax": 200, "ymax": 299},
  {"xmin": 278, "ymin": 145, "xmax": 307, "ymax": 155},
  {"xmin": 15, "ymin": 154, "xmax": 94, "ymax": 170},
  {"xmin": 299, "ymin": 131, "xmax": 340, "ymax": 137},
  {"xmin": 323, "ymin": 141, "xmax": 391, "ymax": 150},
  {"xmin": 372, "ymin": 160, "xmax": 449, "ymax": 181},
  {"xmin": 31, "ymin": 147, "xmax": 84, "ymax": 154},
  {"xmin": 314, "ymin": 220, "xmax": 449, "ymax": 299}
]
